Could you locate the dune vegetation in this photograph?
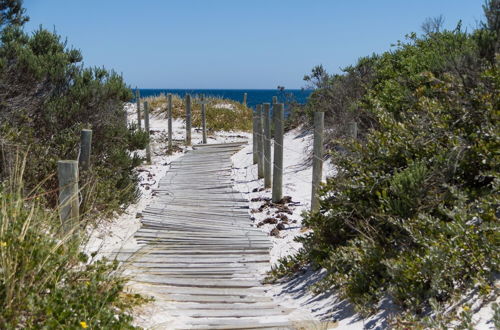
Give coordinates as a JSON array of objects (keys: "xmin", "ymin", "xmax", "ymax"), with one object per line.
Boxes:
[
  {"xmin": 142, "ymin": 93, "xmax": 253, "ymax": 132},
  {"xmin": 275, "ymin": 1, "xmax": 499, "ymax": 326},
  {"xmin": 0, "ymin": 1, "xmax": 147, "ymax": 327}
]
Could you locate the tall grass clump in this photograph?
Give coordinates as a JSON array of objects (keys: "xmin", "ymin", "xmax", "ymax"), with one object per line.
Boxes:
[
  {"xmin": 276, "ymin": 1, "xmax": 499, "ymax": 324},
  {"xmin": 143, "ymin": 93, "xmax": 253, "ymax": 132},
  {"xmin": 0, "ymin": 157, "xmax": 138, "ymax": 328}
]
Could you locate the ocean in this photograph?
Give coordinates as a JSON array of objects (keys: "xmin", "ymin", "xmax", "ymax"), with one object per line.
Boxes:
[{"xmin": 135, "ymin": 89, "xmax": 312, "ymax": 109}]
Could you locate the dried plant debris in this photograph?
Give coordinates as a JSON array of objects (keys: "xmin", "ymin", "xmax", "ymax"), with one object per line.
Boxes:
[
  {"xmin": 270, "ymin": 227, "xmax": 280, "ymax": 237},
  {"xmin": 257, "ymin": 217, "xmax": 278, "ymax": 227}
]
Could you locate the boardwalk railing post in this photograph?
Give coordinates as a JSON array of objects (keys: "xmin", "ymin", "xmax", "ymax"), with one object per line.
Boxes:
[
  {"xmin": 79, "ymin": 129, "xmax": 92, "ymax": 171},
  {"xmin": 272, "ymin": 103, "xmax": 284, "ymax": 203},
  {"xmin": 57, "ymin": 160, "xmax": 79, "ymax": 231},
  {"xmin": 252, "ymin": 110, "xmax": 258, "ymax": 165},
  {"xmin": 349, "ymin": 121, "xmax": 358, "ymax": 139},
  {"xmin": 144, "ymin": 101, "xmax": 152, "ymax": 164},
  {"xmin": 201, "ymin": 95, "xmax": 207, "ymax": 144},
  {"xmin": 136, "ymin": 88, "xmax": 141, "ymax": 130},
  {"xmin": 167, "ymin": 93, "xmax": 173, "ymax": 152},
  {"xmin": 263, "ymin": 103, "xmax": 272, "ymax": 188},
  {"xmin": 311, "ymin": 112, "xmax": 324, "ymax": 212},
  {"xmin": 256, "ymin": 104, "xmax": 264, "ymax": 179},
  {"xmin": 243, "ymin": 92, "xmax": 247, "ymax": 106},
  {"xmin": 185, "ymin": 94, "xmax": 192, "ymax": 146}
]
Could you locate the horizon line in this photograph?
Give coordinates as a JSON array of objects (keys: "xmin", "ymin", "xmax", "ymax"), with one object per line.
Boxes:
[{"xmin": 134, "ymin": 88, "xmax": 312, "ymax": 91}]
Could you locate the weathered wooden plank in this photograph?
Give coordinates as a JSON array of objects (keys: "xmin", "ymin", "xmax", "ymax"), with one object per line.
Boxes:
[
  {"xmin": 165, "ymin": 308, "xmax": 291, "ymax": 318},
  {"xmin": 133, "ymin": 276, "xmax": 261, "ymax": 288},
  {"xmin": 180, "ymin": 317, "xmax": 290, "ymax": 329},
  {"xmin": 154, "ymin": 294, "xmax": 273, "ymax": 304},
  {"xmin": 118, "ymin": 142, "xmax": 293, "ymax": 328}
]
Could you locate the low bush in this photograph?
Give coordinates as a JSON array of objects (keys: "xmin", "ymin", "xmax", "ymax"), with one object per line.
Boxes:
[
  {"xmin": 0, "ymin": 1, "xmax": 148, "ymax": 327},
  {"xmin": 0, "ymin": 21, "xmax": 147, "ymax": 213},
  {"xmin": 277, "ymin": 1, "xmax": 500, "ymax": 324}
]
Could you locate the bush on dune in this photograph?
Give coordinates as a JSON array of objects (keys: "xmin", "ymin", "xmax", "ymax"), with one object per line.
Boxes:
[
  {"xmin": 0, "ymin": 20, "xmax": 146, "ymax": 212},
  {"xmin": 276, "ymin": 1, "xmax": 499, "ymax": 324},
  {"xmin": 0, "ymin": 1, "xmax": 147, "ymax": 327}
]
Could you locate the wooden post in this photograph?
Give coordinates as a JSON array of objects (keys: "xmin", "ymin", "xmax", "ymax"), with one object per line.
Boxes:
[
  {"xmin": 136, "ymin": 88, "xmax": 141, "ymax": 130},
  {"xmin": 57, "ymin": 160, "xmax": 79, "ymax": 231},
  {"xmin": 349, "ymin": 121, "xmax": 358, "ymax": 139},
  {"xmin": 144, "ymin": 101, "xmax": 152, "ymax": 164},
  {"xmin": 271, "ymin": 96, "xmax": 278, "ymax": 138},
  {"xmin": 256, "ymin": 104, "xmax": 264, "ymax": 179},
  {"xmin": 243, "ymin": 93, "xmax": 247, "ymax": 106},
  {"xmin": 185, "ymin": 94, "xmax": 192, "ymax": 146},
  {"xmin": 263, "ymin": 103, "xmax": 272, "ymax": 188},
  {"xmin": 311, "ymin": 112, "xmax": 324, "ymax": 212},
  {"xmin": 272, "ymin": 103, "xmax": 284, "ymax": 203},
  {"xmin": 167, "ymin": 94, "xmax": 173, "ymax": 152},
  {"xmin": 79, "ymin": 129, "xmax": 92, "ymax": 171},
  {"xmin": 252, "ymin": 111, "xmax": 258, "ymax": 165},
  {"xmin": 201, "ymin": 95, "xmax": 207, "ymax": 144}
]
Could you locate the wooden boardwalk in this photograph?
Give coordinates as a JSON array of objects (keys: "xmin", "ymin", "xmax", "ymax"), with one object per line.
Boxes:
[{"xmin": 122, "ymin": 142, "xmax": 293, "ymax": 329}]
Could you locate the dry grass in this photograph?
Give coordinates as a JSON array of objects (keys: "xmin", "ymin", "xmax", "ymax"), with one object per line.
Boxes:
[
  {"xmin": 141, "ymin": 93, "xmax": 253, "ymax": 132},
  {"xmin": 0, "ymin": 152, "xmax": 139, "ymax": 328}
]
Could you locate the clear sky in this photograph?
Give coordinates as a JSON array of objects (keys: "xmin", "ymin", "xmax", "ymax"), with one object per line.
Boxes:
[{"xmin": 23, "ymin": 0, "xmax": 485, "ymax": 89}]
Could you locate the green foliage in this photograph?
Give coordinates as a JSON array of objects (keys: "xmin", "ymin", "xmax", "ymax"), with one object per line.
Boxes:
[
  {"xmin": 0, "ymin": 0, "xmax": 28, "ymax": 29},
  {"xmin": 282, "ymin": 9, "xmax": 500, "ymax": 321},
  {"xmin": 127, "ymin": 124, "xmax": 150, "ymax": 151},
  {"xmin": 0, "ymin": 23, "xmax": 141, "ymax": 211},
  {"xmin": 0, "ymin": 175, "xmax": 140, "ymax": 328},
  {"xmin": 0, "ymin": 3, "xmax": 145, "ymax": 327},
  {"xmin": 493, "ymin": 302, "xmax": 500, "ymax": 328}
]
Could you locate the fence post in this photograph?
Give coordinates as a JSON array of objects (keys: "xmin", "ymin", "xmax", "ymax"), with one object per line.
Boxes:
[
  {"xmin": 167, "ymin": 93, "xmax": 173, "ymax": 152},
  {"xmin": 349, "ymin": 121, "xmax": 358, "ymax": 139},
  {"xmin": 263, "ymin": 103, "xmax": 272, "ymax": 188},
  {"xmin": 185, "ymin": 94, "xmax": 192, "ymax": 146},
  {"xmin": 256, "ymin": 104, "xmax": 264, "ymax": 178},
  {"xmin": 57, "ymin": 160, "xmax": 79, "ymax": 231},
  {"xmin": 144, "ymin": 101, "xmax": 152, "ymax": 164},
  {"xmin": 136, "ymin": 88, "xmax": 141, "ymax": 130},
  {"xmin": 272, "ymin": 103, "xmax": 284, "ymax": 203},
  {"xmin": 79, "ymin": 129, "xmax": 92, "ymax": 171},
  {"xmin": 243, "ymin": 93, "xmax": 247, "ymax": 106},
  {"xmin": 271, "ymin": 96, "xmax": 278, "ymax": 138},
  {"xmin": 311, "ymin": 112, "xmax": 324, "ymax": 212},
  {"xmin": 252, "ymin": 110, "xmax": 258, "ymax": 165},
  {"xmin": 201, "ymin": 95, "xmax": 207, "ymax": 144}
]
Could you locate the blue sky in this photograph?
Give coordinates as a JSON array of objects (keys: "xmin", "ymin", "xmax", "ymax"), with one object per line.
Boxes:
[{"xmin": 23, "ymin": 0, "xmax": 484, "ymax": 89}]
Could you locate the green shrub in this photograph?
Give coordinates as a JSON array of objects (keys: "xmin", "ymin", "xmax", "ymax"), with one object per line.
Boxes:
[
  {"xmin": 0, "ymin": 22, "xmax": 142, "ymax": 212},
  {"xmin": 0, "ymin": 2, "xmax": 146, "ymax": 326},
  {"xmin": 280, "ymin": 4, "xmax": 500, "ymax": 321}
]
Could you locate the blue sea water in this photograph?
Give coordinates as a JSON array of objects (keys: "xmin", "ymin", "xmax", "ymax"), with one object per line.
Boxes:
[{"xmin": 135, "ymin": 89, "xmax": 312, "ymax": 109}]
